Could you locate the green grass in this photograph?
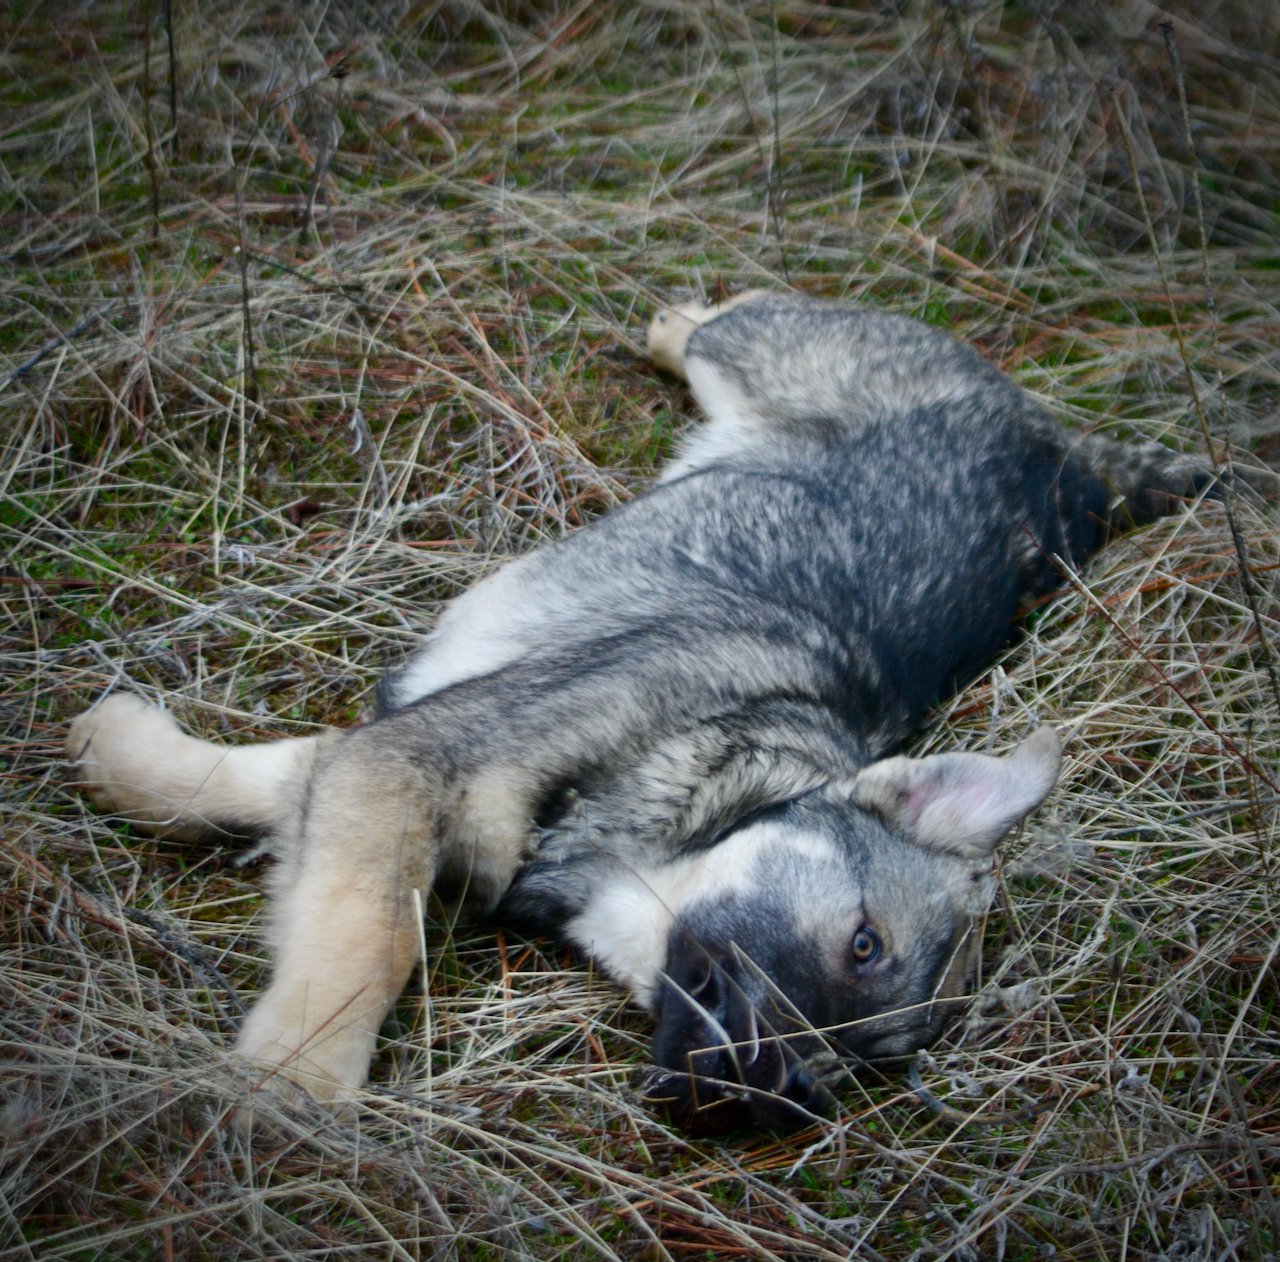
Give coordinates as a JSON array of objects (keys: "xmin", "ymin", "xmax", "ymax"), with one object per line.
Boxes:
[{"xmin": 3, "ymin": 1, "xmax": 1279, "ymax": 1259}]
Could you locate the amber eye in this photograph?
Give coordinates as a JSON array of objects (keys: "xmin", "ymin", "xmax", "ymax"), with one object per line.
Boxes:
[{"xmin": 851, "ymin": 927, "xmax": 881, "ymax": 964}]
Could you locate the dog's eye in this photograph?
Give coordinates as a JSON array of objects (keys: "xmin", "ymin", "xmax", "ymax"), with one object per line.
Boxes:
[{"xmin": 851, "ymin": 926, "xmax": 881, "ymax": 964}]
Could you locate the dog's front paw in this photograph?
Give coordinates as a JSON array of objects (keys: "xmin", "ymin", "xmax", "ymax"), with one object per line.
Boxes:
[
  {"xmin": 233, "ymin": 1036, "xmax": 360, "ymax": 1107},
  {"xmin": 226, "ymin": 1056, "xmax": 353, "ymax": 1137},
  {"xmin": 66, "ymin": 693, "xmax": 186, "ymax": 820},
  {"xmin": 233, "ymin": 991, "xmax": 378, "ymax": 1110}
]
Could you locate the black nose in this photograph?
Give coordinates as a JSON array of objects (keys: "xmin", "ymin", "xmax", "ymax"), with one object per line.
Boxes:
[{"xmin": 646, "ymin": 944, "xmax": 839, "ymax": 1133}]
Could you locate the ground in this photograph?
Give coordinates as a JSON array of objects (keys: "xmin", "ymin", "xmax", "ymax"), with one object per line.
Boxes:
[{"xmin": 2, "ymin": 2, "xmax": 1278, "ymax": 1260}]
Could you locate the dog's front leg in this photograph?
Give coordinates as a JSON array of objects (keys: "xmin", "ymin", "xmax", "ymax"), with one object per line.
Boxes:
[
  {"xmin": 233, "ymin": 874, "xmax": 419, "ymax": 1104},
  {"xmin": 66, "ymin": 693, "xmax": 337, "ymax": 842},
  {"xmin": 233, "ymin": 732, "xmax": 431, "ymax": 1104}
]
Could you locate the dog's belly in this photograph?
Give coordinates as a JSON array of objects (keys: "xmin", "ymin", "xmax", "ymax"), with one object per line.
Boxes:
[{"xmin": 381, "ymin": 416, "xmax": 1095, "ymax": 765}]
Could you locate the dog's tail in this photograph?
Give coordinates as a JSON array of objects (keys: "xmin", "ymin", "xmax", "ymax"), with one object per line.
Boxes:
[{"xmin": 1062, "ymin": 426, "xmax": 1271, "ymax": 532}]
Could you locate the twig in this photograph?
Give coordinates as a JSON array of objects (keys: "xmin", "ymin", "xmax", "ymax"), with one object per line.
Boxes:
[
  {"xmin": 141, "ymin": 0, "xmax": 162, "ymax": 244},
  {"xmin": 0, "ymin": 303, "xmax": 117, "ymax": 391},
  {"xmin": 163, "ymin": 0, "xmax": 178, "ymax": 157},
  {"xmin": 232, "ymin": 181, "xmax": 262, "ymax": 408},
  {"xmin": 1158, "ymin": 19, "xmax": 1280, "ymax": 720}
]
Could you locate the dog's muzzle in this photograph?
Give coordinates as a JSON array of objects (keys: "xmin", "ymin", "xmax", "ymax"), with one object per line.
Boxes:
[{"xmin": 644, "ymin": 942, "xmax": 848, "ymax": 1134}]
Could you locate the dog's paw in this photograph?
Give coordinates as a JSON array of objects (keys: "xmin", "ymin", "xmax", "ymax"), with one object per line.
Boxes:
[
  {"xmin": 233, "ymin": 997, "xmax": 377, "ymax": 1106},
  {"xmin": 646, "ymin": 290, "xmax": 771, "ymax": 377},
  {"xmin": 233, "ymin": 1039, "xmax": 357, "ymax": 1107},
  {"xmin": 66, "ymin": 693, "xmax": 186, "ymax": 819},
  {"xmin": 226, "ymin": 1063, "xmax": 355, "ymax": 1138}
]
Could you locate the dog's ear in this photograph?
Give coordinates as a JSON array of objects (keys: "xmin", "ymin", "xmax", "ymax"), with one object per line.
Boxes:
[{"xmin": 847, "ymin": 727, "xmax": 1062, "ymax": 860}]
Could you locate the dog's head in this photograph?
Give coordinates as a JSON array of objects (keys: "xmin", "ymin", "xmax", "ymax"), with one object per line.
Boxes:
[{"xmin": 565, "ymin": 727, "xmax": 1062, "ymax": 1132}]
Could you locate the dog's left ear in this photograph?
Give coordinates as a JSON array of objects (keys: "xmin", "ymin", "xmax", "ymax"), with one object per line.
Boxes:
[{"xmin": 847, "ymin": 726, "xmax": 1062, "ymax": 861}]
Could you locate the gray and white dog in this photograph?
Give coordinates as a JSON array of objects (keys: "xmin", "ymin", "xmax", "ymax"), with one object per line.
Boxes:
[{"xmin": 67, "ymin": 290, "xmax": 1215, "ymax": 1130}]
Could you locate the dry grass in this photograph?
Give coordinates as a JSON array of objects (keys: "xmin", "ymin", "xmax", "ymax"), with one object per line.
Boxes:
[{"xmin": 2, "ymin": 2, "xmax": 1278, "ymax": 1258}]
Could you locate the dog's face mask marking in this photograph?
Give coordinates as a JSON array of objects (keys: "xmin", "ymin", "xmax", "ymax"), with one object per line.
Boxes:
[{"xmin": 564, "ymin": 728, "xmax": 1061, "ymax": 1131}]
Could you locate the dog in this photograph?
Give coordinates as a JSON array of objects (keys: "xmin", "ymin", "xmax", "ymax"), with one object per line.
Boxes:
[{"xmin": 66, "ymin": 290, "xmax": 1219, "ymax": 1131}]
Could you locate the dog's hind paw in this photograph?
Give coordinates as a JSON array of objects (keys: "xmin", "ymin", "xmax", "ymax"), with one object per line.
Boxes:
[{"xmin": 646, "ymin": 289, "xmax": 771, "ymax": 378}]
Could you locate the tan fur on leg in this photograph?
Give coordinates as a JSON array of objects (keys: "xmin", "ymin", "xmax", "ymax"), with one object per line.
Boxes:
[
  {"xmin": 233, "ymin": 741, "xmax": 434, "ymax": 1102},
  {"xmin": 66, "ymin": 693, "xmax": 335, "ymax": 841},
  {"xmin": 645, "ymin": 289, "xmax": 770, "ymax": 379},
  {"xmin": 234, "ymin": 868, "xmax": 419, "ymax": 1103}
]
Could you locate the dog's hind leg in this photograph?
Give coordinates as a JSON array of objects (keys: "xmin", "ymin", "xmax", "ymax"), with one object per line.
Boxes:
[
  {"xmin": 645, "ymin": 290, "xmax": 770, "ymax": 380},
  {"xmin": 66, "ymin": 693, "xmax": 336, "ymax": 843}
]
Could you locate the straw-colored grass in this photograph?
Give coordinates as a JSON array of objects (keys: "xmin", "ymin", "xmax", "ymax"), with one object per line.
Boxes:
[{"xmin": 3, "ymin": 2, "xmax": 1277, "ymax": 1258}]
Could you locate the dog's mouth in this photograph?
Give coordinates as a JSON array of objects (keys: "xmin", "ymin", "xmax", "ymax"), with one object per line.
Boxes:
[
  {"xmin": 646, "ymin": 957, "xmax": 853, "ymax": 1133},
  {"xmin": 643, "ymin": 935, "xmax": 941, "ymax": 1132},
  {"xmin": 640, "ymin": 1039, "xmax": 848, "ymax": 1135}
]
